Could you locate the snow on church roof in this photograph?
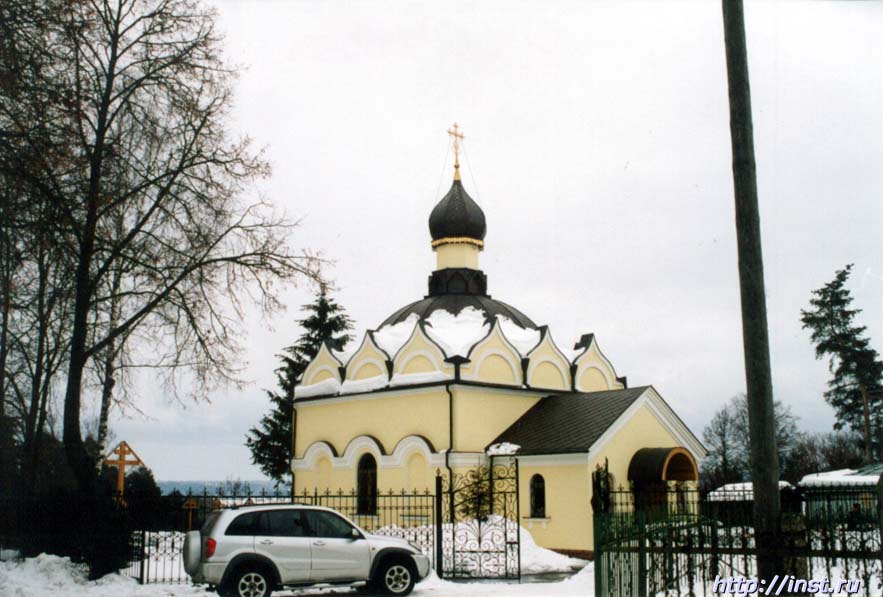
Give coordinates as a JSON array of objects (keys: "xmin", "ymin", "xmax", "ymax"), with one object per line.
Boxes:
[{"xmin": 372, "ymin": 306, "xmax": 543, "ymax": 360}]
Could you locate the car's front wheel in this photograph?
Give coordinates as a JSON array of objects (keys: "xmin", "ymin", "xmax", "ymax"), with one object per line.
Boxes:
[
  {"xmin": 221, "ymin": 566, "xmax": 272, "ymax": 597},
  {"xmin": 378, "ymin": 558, "xmax": 416, "ymax": 596}
]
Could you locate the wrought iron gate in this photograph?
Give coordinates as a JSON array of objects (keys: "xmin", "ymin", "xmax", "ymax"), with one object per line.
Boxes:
[{"xmin": 434, "ymin": 457, "xmax": 521, "ymax": 579}]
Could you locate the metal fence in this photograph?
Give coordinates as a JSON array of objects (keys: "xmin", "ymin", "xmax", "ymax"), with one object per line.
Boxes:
[
  {"xmin": 4, "ymin": 471, "xmax": 524, "ymax": 585},
  {"xmin": 592, "ymin": 477, "xmax": 883, "ymax": 597},
  {"xmin": 123, "ymin": 487, "xmax": 436, "ymax": 584}
]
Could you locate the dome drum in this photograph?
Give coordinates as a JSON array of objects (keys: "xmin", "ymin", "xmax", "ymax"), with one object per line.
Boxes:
[{"xmin": 428, "ymin": 268, "xmax": 488, "ymax": 296}]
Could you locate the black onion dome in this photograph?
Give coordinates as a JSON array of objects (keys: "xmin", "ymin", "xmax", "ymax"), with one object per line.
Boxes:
[
  {"xmin": 380, "ymin": 295, "xmax": 537, "ymax": 329},
  {"xmin": 429, "ymin": 179, "xmax": 487, "ymax": 241}
]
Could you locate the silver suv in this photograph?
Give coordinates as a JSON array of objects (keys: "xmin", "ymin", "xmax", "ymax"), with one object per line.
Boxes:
[{"xmin": 183, "ymin": 504, "xmax": 431, "ymax": 597}]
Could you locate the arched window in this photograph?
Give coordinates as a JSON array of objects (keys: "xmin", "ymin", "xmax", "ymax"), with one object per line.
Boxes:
[
  {"xmin": 357, "ymin": 454, "xmax": 377, "ymax": 515},
  {"xmin": 529, "ymin": 474, "xmax": 546, "ymax": 518}
]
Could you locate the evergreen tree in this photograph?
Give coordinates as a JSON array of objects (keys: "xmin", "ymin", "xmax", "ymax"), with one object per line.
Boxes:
[
  {"xmin": 246, "ymin": 289, "xmax": 352, "ymax": 486},
  {"xmin": 801, "ymin": 265, "xmax": 883, "ymax": 458}
]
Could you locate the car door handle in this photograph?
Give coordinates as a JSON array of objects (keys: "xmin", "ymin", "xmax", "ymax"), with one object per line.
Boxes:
[
  {"xmin": 313, "ymin": 540, "xmax": 326, "ymax": 546},
  {"xmin": 259, "ymin": 539, "xmax": 274, "ymax": 545}
]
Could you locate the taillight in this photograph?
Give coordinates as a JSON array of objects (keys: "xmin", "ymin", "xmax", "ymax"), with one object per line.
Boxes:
[{"xmin": 204, "ymin": 538, "xmax": 216, "ymax": 558}]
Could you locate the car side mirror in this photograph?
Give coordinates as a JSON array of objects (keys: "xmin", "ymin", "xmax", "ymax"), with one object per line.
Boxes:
[{"xmin": 351, "ymin": 528, "xmax": 362, "ymax": 540}]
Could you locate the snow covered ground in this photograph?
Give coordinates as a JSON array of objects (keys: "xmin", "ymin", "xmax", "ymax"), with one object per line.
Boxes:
[{"xmin": 0, "ymin": 554, "xmax": 594, "ymax": 597}]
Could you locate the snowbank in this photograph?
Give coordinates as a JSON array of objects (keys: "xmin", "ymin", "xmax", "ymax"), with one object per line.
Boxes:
[
  {"xmin": 518, "ymin": 527, "xmax": 586, "ymax": 575},
  {"xmin": 1, "ymin": 551, "xmax": 590, "ymax": 596},
  {"xmin": 0, "ymin": 553, "xmax": 211, "ymax": 597}
]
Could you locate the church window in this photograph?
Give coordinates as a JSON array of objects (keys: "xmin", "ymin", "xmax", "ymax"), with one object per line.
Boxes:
[
  {"xmin": 357, "ymin": 453, "xmax": 378, "ymax": 515},
  {"xmin": 530, "ymin": 474, "xmax": 546, "ymax": 518}
]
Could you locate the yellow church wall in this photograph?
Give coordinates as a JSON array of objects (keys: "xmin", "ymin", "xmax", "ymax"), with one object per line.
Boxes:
[
  {"xmin": 294, "ymin": 389, "xmax": 450, "ymax": 462},
  {"xmin": 476, "ymin": 354, "xmax": 519, "ymax": 384},
  {"xmin": 350, "ymin": 361, "xmax": 384, "ymax": 380},
  {"xmin": 519, "ymin": 463, "xmax": 591, "ymax": 551},
  {"xmin": 434, "ymin": 243, "xmax": 480, "ymax": 270},
  {"xmin": 530, "ymin": 360, "xmax": 568, "ymax": 390},
  {"xmin": 578, "ymin": 367, "xmax": 609, "ymax": 392},
  {"xmin": 314, "ymin": 456, "xmax": 332, "ymax": 489},
  {"xmin": 591, "ymin": 404, "xmax": 681, "ymax": 484},
  {"xmin": 401, "ymin": 355, "xmax": 436, "ymax": 375},
  {"xmin": 452, "ymin": 387, "xmax": 542, "ymax": 452},
  {"xmin": 407, "ymin": 453, "xmax": 430, "ymax": 491}
]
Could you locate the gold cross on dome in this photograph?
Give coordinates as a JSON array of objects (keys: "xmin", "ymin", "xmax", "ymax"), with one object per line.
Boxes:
[{"xmin": 447, "ymin": 122, "xmax": 465, "ymax": 180}]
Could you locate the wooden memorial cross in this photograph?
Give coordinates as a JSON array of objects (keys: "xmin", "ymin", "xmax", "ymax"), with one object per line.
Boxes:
[{"xmin": 103, "ymin": 441, "xmax": 144, "ymax": 495}]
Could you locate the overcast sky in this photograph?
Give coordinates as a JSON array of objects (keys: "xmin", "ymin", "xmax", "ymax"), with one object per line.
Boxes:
[{"xmin": 106, "ymin": 1, "xmax": 883, "ymax": 481}]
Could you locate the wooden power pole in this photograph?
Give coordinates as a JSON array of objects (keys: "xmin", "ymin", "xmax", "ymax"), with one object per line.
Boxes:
[{"xmin": 721, "ymin": 0, "xmax": 782, "ymax": 581}]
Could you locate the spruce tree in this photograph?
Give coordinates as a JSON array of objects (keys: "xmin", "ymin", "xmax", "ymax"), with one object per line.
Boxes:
[
  {"xmin": 801, "ymin": 265, "xmax": 883, "ymax": 459},
  {"xmin": 246, "ymin": 289, "xmax": 352, "ymax": 486}
]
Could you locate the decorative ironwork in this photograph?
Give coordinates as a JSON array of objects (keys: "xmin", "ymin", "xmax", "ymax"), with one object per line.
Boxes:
[
  {"xmin": 592, "ymin": 478, "xmax": 883, "ymax": 597},
  {"xmin": 436, "ymin": 457, "xmax": 521, "ymax": 579}
]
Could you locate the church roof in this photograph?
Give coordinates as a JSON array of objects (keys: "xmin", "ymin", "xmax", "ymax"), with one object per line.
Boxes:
[
  {"xmin": 380, "ymin": 294, "xmax": 537, "ymax": 330},
  {"xmin": 429, "ymin": 179, "xmax": 487, "ymax": 242},
  {"xmin": 489, "ymin": 387, "xmax": 649, "ymax": 455}
]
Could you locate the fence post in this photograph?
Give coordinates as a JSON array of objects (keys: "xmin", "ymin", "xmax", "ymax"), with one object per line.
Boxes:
[
  {"xmin": 877, "ymin": 476, "xmax": 883, "ymax": 574},
  {"xmin": 637, "ymin": 523, "xmax": 647, "ymax": 597},
  {"xmin": 139, "ymin": 529, "xmax": 146, "ymax": 584},
  {"xmin": 591, "ymin": 464, "xmax": 609, "ymax": 597},
  {"xmin": 435, "ymin": 471, "xmax": 443, "ymax": 578}
]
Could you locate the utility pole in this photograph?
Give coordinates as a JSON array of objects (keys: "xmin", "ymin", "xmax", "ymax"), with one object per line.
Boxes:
[{"xmin": 721, "ymin": 0, "xmax": 781, "ymax": 581}]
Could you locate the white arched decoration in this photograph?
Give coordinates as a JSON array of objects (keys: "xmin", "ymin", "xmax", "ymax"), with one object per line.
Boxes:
[
  {"xmin": 576, "ymin": 364, "xmax": 614, "ymax": 391},
  {"xmin": 292, "ymin": 441, "xmax": 337, "ymax": 472},
  {"xmin": 292, "ymin": 435, "xmax": 445, "ymax": 472},
  {"xmin": 461, "ymin": 322, "xmax": 524, "ymax": 384},
  {"xmin": 471, "ymin": 349, "xmax": 521, "ymax": 383},
  {"xmin": 527, "ymin": 357, "xmax": 570, "ymax": 388},
  {"xmin": 525, "ymin": 332, "xmax": 572, "ymax": 389},
  {"xmin": 304, "ymin": 364, "xmax": 340, "ymax": 386},
  {"xmin": 388, "ymin": 435, "xmax": 444, "ymax": 468},
  {"xmin": 394, "ymin": 348, "xmax": 447, "ymax": 376},
  {"xmin": 347, "ymin": 357, "xmax": 388, "ymax": 381},
  {"xmin": 339, "ymin": 435, "xmax": 385, "ymax": 470}
]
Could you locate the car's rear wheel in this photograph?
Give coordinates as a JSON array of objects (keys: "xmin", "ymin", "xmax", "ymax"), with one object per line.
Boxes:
[
  {"xmin": 221, "ymin": 566, "xmax": 272, "ymax": 597},
  {"xmin": 378, "ymin": 559, "xmax": 416, "ymax": 596}
]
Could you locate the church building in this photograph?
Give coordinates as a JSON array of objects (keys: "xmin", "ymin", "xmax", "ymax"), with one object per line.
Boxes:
[{"xmin": 290, "ymin": 130, "xmax": 705, "ymax": 554}]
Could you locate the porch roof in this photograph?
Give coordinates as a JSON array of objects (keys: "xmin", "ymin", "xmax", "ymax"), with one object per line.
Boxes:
[{"xmin": 488, "ymin": 386, "xmax": 648, "ymax": 455}]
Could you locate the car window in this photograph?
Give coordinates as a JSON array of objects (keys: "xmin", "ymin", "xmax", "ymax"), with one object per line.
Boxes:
[
  {"xmin": 201, "ymin": 511, "xmax": 221, "ymax": 535},
  {"xmin": 266, "ymin": 509, "xmax": 309, "ymax": 538},
  {"xmin": 304, "ymin": 510, "xmax": 355, "ymax": 539},
  {"xmin": 225, "ymin": 512, "xmax": 259, "ymax": 536}
]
